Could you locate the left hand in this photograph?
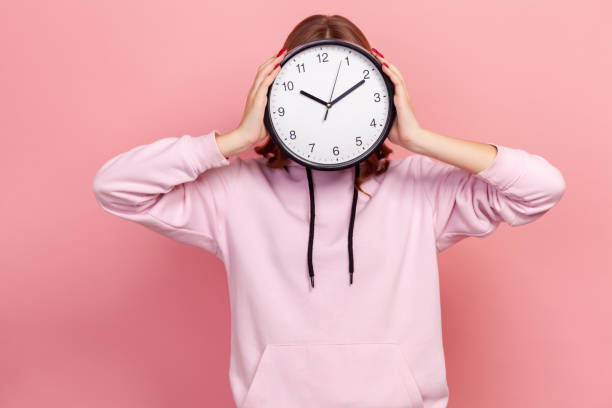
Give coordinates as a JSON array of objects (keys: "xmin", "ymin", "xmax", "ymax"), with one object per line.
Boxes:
[{"xmin": 371, "ymin": 47, "xmax": 423, "ymax": 152}]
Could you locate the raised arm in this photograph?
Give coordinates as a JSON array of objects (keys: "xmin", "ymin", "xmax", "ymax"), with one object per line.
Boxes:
[
  {"xmin": 414, "ymin": 135, "xmax": 566, "ymax": 252},
  {"xmin": 92, "ymin": 47, "xmax": 288, "ymax": 258},
  {"xmin": 369, "ymin": 48, "xmax": 567, "ymax": 252},
  {"xmin": 91, "ymin": 130, "xmax": 240, "ymax": 258}
]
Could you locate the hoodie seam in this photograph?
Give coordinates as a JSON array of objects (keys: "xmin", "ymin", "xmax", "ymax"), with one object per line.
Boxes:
[
  {"xmin": 209, "ymin": 131, "xmax": 240, "ymax": 268},
  {"xmin": 219, "ymin": 157, "xmax": 240, "ymax": 272},
  {"xmin": 179, "ymin": 133, "xmax": 230, "ymax": 260},
  {"xmin": 417, "ymin": 156, "xmax": 439, "ymax": 248},
  {"xmin": 144, "ymin": 209, "xmax": 222, "ymax": 257}
]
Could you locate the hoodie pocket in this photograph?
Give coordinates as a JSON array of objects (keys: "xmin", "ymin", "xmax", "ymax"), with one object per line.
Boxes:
[{"xmin": 240, "ymin": 342, "xmax": 424, "ymax": 408}]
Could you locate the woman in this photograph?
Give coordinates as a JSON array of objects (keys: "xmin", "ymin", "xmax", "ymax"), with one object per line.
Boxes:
[{"xmin": 92, "ymin": 14, "xmax": 566, "ymax": 408}]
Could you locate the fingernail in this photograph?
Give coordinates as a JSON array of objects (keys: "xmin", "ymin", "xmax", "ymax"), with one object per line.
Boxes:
[
  {"xmin": 276, "ymin": 47, "xmax": 287, "ymax": 57},
  {"xmin": 383, "ymin": 62, "xmax": 389, "ymax": 68},
  {"xmin": 274, "ymin": 62, "xmax": 280, "ymax": 69},
  {"xmin": 372, "ymin": 47, "xmax": 384, "ymax": 58}
]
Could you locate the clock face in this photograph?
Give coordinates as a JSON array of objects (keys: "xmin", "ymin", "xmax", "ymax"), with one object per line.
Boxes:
[{"xmin": 264, "ymin": 39, "xmax": 395, "ymax": 170}]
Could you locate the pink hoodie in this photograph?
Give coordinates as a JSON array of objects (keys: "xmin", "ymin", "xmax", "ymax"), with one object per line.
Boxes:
[{"xmin": 92, "ymin": 129, "xmax": 566, "ymax": 408}]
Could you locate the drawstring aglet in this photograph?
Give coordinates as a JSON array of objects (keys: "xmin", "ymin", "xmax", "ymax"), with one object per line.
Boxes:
[
  {"xmin": 349, "ymin": 272, "xmax": 353, "ymax": 285},
  {"xmin": 310, "ymin": 275, "xmax": 315, "ymax": 288}
]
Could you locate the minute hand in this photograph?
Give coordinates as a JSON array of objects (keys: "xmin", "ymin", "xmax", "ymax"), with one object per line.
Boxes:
[{"xmin": 329, "ymin": 79, "xmax": 366, "ymax": 107}]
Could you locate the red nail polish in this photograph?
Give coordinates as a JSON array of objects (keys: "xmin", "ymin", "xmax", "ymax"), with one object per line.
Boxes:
[
  {"xmin": 383, "ymin": 62, "xmax": 389, "ymax": 68},
  {"xmin": 372, "ymin": 47, "xmax": 384, "ymax": 58},
  {"xmin": 276, "ymin": 47, "xmax": 286, "ymax": 57},
  {"xmin": 274, "ymin": 62, "xmax": 280, "ymax": 69}
]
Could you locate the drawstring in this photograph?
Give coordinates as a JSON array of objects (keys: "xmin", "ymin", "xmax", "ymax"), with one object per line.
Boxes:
[
  {"xmin": 306, "ymin": 167, "xmax": 316, "ymax": 288},
  {"xmin": 348, "ymin": 163, "xmax": 360, "ymax": 284},
  {"xmin": 305, "ymin": 163, "xmax": 360, "ymax": 288}
]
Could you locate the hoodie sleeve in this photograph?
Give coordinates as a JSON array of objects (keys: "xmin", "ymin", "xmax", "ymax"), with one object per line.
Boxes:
[
  {"xmin": 417, "ymin": 143, "xmax": 566, "ymax": 253},
  {"xmin": 91, "ymin": 129, "xmax": 239, "ymax": 259}
]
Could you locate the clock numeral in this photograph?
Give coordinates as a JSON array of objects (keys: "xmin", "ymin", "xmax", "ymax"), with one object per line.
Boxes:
[
  {"xmin": 374, "ymin": 92, "xmax": 381, "ymax": 102},
  {"xmin": 355, "ymin": 136, "xmax": 362, "ymax": 146},
  {"xmin": 332, "ymin": 146, "xmax": 340, "ymax": 156},
  {"xmin": 344, "ymin": 56, "xmax": 350, "ymax": 66},
  {"xmin": 370, "ymin": 118, "xmax": 376, "ymax": 127},
  {"xmin": 316, "ymin": 52, "xmax": 329, "ymax": 63},
  {"xmin": 296, "ymin": 63, "xmax": 305, "ymax": 73},
  {"xmin": 308, "ymin": 143, "xmax": 315, "ymax": 152},
  {"xmin": 289, "ymin": 130, "xmax": 297, "ymax": 139},
  {"xmin": 278, "ymin": 107, "xmax": 285, "ymax": 116},
  {"xmin": 282, "ymin": 81, "xmax": 294, "ymax": 91},
  {"xmin": 363, "ymin": 69, "xmax": 370, "ymax": 80}
]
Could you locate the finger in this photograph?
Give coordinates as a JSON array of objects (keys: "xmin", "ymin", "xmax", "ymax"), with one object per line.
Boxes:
[
  {"xmin": 381, "ymin": 59, "xmax": 405, "ymax": 87},
  {"xmin": 254, "ymin": 62, "xmax": 282, "ymax": 104},
  {"xmin": 371, "ymin": 50, "xmax": 405, "ymax": 85},
  {"xmin": 380, "ymin": 60, "xmax": 403, "ymax": 90},
  {"xmin": 259, "ymin": 47, "xmax": 287, "ymax": 71},
  {"xmin": 249, "ymin": 51, "xmax": 284, "ymax": 95},
  {"xmin": 376, "ymin": 61, "xmax": 412, "ymax": 112},
  {"xmin": 382, "ymin": 59, "xmax": 405, "ymax": 84},
  {"xmin": 382, "ymin": 63, "xmax": 412, "ymax": 104},
  {"xmin": 250, "ymin": 49, "xmax": 287, "ymax": 99},
  {"xmin": 372, "ymin": 54, "xmax": 407, "ymax": 101},
  {"xmin": 389, "ymin": 64, "xmax": 405, "ymax": 85}
]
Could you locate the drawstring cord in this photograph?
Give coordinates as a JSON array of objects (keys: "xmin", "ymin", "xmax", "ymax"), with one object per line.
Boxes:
[
  {"xmin": 306, "ymin": 167, "xmax": 316, "ymax": 288},
  {"xmin": 348, "ymin": 163, "xmax": 360, "ymax": 284},
  {"xmin": 305, "ymin": 163, "xmax": 360, "ymax": 288}
]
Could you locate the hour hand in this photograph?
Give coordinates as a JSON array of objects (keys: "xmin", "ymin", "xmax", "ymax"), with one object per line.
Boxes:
[{"xmin": 300, "ymin": 90, "xmax": 330, "ymax": 107}]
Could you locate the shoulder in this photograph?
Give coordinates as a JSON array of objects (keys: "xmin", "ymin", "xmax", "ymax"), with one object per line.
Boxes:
[
  {"xmin": 208, "ymin": 155, "xmax": 272, "ymax": 186},
  {"xmin": 384, "ymin": 155, "xmax": 426, "ymax": 181},
  {"xmin": 230, "ymin": 155, "xmax": 268, "ymax": 175},
  {"xmin": 204, "ymin": 154, "xmax": 267, "ymax": 177},
  {"xmin": 383, "ymin": 155, "xmax": 458, "ymax": 194},
  {"xmin": 370, "ymin": 156, "xmax": 425, "ymax": 197},
  {"xmin": 393, "ymin": 154, "xmax": 459, "ymax": 183}
]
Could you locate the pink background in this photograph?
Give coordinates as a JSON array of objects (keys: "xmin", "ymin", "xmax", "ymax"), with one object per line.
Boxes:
[{"xmin": 1, "ymin": 1, "xmax": 610, "ymax": 407}]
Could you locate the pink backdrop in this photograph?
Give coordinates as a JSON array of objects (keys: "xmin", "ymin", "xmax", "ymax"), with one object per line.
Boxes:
[{"xmin": 1, "ymin": 1, "xmax": 610, "ymax": 407}]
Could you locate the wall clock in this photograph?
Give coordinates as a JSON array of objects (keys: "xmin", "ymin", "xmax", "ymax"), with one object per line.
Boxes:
[{"xmin": 264, "ymin": 39, "xmax": 396, "ymax": 171}]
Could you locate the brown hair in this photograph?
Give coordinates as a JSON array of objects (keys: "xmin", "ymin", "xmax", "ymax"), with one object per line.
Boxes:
[{"xmin": 254, "ymin": 14, "xmax": 394, "ymax": 198}]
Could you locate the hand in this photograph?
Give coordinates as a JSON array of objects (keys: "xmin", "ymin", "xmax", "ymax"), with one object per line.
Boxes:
[
  {"xmin": 370, "ymin": 47, "xmax": 424, "ymax": 152},
  {"xmin": 216, "ymin": 47, "xmax": 287, "ymax": 157}
]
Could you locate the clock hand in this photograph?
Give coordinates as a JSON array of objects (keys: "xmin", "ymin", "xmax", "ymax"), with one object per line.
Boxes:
[
  {"xmin": 324, "ymin": 58, "xmax": 343, "ymax": 121},
  {"xmin": 300, "ymin": 90, "xmax": 329, "ymax": 107},
  {"xmin": 329, "ymin": 79, "xmax": 366, "ymax": 107}
]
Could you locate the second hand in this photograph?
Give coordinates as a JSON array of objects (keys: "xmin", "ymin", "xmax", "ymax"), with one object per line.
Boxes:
[{"xmin": 324, "ymin": 58, "xmax": 343, "ymax": 121}]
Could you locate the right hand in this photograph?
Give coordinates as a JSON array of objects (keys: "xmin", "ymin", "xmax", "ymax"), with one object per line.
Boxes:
[{"xmin": 216, "ymin": 48, "xmax": 287, "ymax": 157}]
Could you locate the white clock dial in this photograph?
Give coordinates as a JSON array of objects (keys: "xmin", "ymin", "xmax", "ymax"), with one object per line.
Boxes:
[{"xmin": 266, "ymin": 41, "xmax": 394, "ymax": 169}]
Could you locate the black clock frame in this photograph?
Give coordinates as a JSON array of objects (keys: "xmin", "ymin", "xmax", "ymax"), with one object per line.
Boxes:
[{"xmin": 264, "ymin": 39, "xmax": 396, "ymax": 171}]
